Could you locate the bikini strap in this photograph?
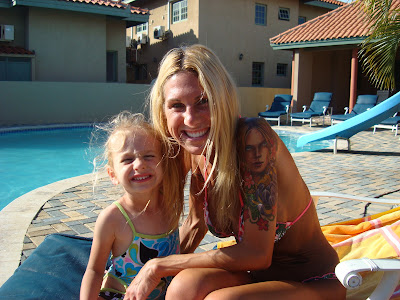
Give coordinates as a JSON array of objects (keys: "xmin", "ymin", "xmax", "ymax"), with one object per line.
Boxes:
[
  {"xmin": 287, "ymin": 197, "xmax": 313, "ymax": 227},
  {"xmin": 113, "ymin": 201, "xmax": 136, "ymax": 235}
]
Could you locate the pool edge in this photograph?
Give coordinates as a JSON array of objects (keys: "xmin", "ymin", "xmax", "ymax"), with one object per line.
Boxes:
[{"xmin": 0, "ymin": 172, "xmax": 107, "ymax": 287}]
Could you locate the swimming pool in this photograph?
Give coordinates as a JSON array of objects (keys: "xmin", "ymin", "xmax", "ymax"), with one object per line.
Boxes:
[{"xmin": 0, "ymin": 126, "xmax": 331, "ymax": 210}]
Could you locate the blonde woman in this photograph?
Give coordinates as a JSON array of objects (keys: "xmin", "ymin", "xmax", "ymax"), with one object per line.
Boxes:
[{"xmin": 124, "ymin": 45, "xmax": 345, "ymax": 300}]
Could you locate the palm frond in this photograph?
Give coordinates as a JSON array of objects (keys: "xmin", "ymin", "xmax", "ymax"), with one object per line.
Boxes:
[{"xmin": 357, "ymin": 0, "xmax": 400, "ymax": 90}]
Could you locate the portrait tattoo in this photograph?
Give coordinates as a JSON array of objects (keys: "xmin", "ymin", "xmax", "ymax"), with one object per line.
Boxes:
[{"xmin": 237, "ymin": 118, "xmax": 278, "ymax": 232}]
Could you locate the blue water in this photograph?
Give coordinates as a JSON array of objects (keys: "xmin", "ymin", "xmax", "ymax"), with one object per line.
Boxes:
[{"xmin": 0, "ymin": 127, "xmax": 331, "ymax": 211}]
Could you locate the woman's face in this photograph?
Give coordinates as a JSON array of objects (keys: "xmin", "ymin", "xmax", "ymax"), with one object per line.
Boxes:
[
  {"xmin": 163, "ymin": 71, "xmax": 211, "ymax": 155},
  {"xmin": 244, "ymin": 128, "xmax": 269, "ymax": 175}
]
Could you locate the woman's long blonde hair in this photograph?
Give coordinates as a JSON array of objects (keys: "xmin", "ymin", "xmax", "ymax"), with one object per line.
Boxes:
[
  {"xmin": 96, "ymin": 111, "xmax": 184, "ymax": 231},
  {"xmin": 150, "ymin": 45, "xmax": 241, "ymax": 233}
]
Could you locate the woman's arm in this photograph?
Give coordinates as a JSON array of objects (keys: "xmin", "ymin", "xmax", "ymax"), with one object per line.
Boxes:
[{"xmin": 80, "ymin": 209, "xmax": 115, "ymax": 300}]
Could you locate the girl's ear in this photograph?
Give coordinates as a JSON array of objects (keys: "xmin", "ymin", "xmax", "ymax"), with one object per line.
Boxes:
[{"xmin": 107, "ymin": 166, "xmax": 119, "ymax": 185}]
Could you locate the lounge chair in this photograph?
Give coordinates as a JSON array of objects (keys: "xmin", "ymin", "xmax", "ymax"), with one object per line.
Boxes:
[
  {"xmin": 0, "ymin": 234, "xmax": 107, "ymax": 300},
  {"xmin": 373, "ymin": 112, "xmax": 400, "ymax": 136},
  {"xmin": 290, "ymin": 92, "xmax": 333, "ymax": 127},
  {"xmin": 331, "ymin": 95, "xmax": 378, "ymax": 125},
  {"xmin": 258, "ymin": 94, "xmax": 292, "ymax": 126}
]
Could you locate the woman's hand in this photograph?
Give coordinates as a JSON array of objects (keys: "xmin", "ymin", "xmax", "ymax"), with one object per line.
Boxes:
[{"xmin": 124, "ymin": 259, "xmax": 161, "ymax": 300}]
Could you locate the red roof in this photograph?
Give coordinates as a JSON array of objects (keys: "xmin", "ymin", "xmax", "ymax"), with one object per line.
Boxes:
[
  {"xmin": 60, "ymin": 0, "xmax": 148, "ymax": 14},
  {"xmin": 313, "ymin": 0, "xmax": 344, "ymax": 6},
  {"xmin": 270, "ymin": 0, "xmax": 400, "ymax": 48},
  {"xmin": 0, "ymin": 46, "xmax": 35, "ymax": 55}
]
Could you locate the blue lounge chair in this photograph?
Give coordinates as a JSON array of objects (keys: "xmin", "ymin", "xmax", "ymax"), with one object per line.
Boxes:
[
  {"xmin": 290, "ymin": 92, "xmax": 333, "ymax": 127},
  {"xmin": 373, "ymin": 113, "xmax": 400, "ymax": 136},
  {"xmin": 258, "ymin": 94, "xmax": 292, "ymax": 126},
  {"xmin": 0, "ymin": 233, "xmax": 109, "ymax": 300},
  {"xmin": 331, "ymin": 95, "xmax": 378, "ymax": 125}
]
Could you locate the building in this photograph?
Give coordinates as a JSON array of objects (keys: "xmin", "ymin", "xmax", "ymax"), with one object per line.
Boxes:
[
  {"xmin": 0, "ymin": 0, "xmax": 148, "ymax": 83},
  {"xmin": 270, "ymin": 0, "xmax": 400, "ymax": 113},
  {"xmin": 124, "ymin": 0, "xmax": 343, "ymax": 87}
]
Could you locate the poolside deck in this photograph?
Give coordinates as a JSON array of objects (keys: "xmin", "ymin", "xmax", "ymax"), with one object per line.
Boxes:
[{"xmin": 1, "ymin": 123, "xmax": 400, "ymax": 286}]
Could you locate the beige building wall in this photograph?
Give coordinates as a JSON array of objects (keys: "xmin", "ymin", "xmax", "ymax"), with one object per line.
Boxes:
[
  {"xmin": 292, "ymin": 48, "xmax": 352, "ymax": 114},
  {"xmin": 0, "ymin": 7, "xmax": 26, "ymax": 47},
  {"xmin": 27, "ymin": 8, "xmax": 106, "ymax": 82},
  {"xmin": 106, "ymin": 18, "xmax": 127, "ymax": 83},
  {"xmin": 0, "ymin": 82, "xmax": 152, "ymax": 126},
  {"xmin": 238, "ymin": 87, "xmax": 291, "ymax": 117},
  {"xmin": 129, "ymin": 0, "xmax": 334, "ymax": 89},
  {"xmin": 0, "ymin": 81, "xmax": 285, "ymax": 125}
]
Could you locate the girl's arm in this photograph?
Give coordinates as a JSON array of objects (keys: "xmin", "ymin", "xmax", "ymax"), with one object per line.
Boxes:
[{"xmin": 80, "ymin": 209, "xmax": 115, "ymax": 300}]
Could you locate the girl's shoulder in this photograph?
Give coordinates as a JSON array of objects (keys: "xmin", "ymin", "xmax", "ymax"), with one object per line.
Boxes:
[{"xmin": 96, "ymin": 201, "xmax": 124, "ymax": 226}]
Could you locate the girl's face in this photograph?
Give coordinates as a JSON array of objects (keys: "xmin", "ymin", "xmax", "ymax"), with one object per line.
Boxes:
[
  {"xmin": 107, "ymin": 130, "xmax": 164, "ymax": 196},
  {"xmin": 163, "ymin": 71, "xmax": 211, "ymax": 155},
  {"xmin": 244, "ymin": 128, "xmax": 269, "ymax": 175}
]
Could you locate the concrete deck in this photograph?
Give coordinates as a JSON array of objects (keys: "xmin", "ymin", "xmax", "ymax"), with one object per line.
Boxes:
[{"xmin": 1, "ymin": 124, "xmax": 399, "ymax": 286}]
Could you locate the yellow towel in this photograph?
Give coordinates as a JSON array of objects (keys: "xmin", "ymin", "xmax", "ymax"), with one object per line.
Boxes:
[
  {"xmin": 217, "ymin": 206, "xmax": 400, "ymax": 299},
  {"xmin": 322, "ymin": 206, "xmax": 400, "ymax": 300}
]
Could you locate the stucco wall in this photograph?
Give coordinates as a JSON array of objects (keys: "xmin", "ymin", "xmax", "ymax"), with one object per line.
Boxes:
[
  {"xmin": 27, "ymin": 8, "xmax": 107, "ymax": 82},
  {"xmin": 0, "ymin": 82, "xmax": 151, "ymax": 126},
  {"xmin": 198, "ymin": 0, "xmax": 294, "ymax": 88},
  {"xmin": 0, "ymin": 82, "xmax": 288, "ymax": 126},
  {"xmin": 238, "ymin": 87, "xmax": 291, "ymax": 117}
]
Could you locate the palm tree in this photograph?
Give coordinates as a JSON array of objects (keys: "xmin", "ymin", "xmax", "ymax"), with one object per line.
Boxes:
[{"xmin": 358, "ymin": 0, "xmax": 400, "ymax": 90}]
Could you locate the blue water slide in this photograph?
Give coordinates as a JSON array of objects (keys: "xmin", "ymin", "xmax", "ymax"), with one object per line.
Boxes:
[{"xmin": 297, "ymin": 92, "xmax": 400, "ymax": 148}]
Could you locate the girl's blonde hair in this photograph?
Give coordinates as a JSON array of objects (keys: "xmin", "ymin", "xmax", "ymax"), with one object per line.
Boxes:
[
  {"xmin": 150, "ymin": 45, "xmax": 241, "ymax": 234},
  {"xmin": 96, "ymin": 111, "xmax": 184, "ymax": 231}
]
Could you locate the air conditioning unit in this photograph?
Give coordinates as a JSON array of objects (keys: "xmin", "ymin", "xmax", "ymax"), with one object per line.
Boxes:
[
  {"xmin": 137, "ymin": 32, "xmax": 147, "ymax": 45},
  {"xmin": 153, "ymin": 26, "xmax": 166, "ymax": 40},
  {"xmin": 0, "ymin": 25, "xmax": 14, "ymax": 41}
]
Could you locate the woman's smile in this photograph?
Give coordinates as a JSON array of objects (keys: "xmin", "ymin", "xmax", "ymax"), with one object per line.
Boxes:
[{"xmin": 163, "ymin": 71, "xmax": 211, "ymax": 155}]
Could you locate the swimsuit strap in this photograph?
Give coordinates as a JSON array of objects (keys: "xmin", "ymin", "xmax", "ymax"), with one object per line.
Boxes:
[
  {"xmin": 286, "ymin": 196, "xmax": 313, "ymax": 228},
  {"xmin": 113, "ymin": 201, "xmax": 137, "ymax": 235}
]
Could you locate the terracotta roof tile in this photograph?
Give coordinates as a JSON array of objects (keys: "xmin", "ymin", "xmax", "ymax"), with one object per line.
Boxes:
[
  {"xmin": 312, "ymin": 0, "xmax": 344, "ymax": 6},
  {"xmin": 59, "ymin": 0, "xmax": 148, "ymax": 14},
  {"xmin": 0, "ymin": 46, "xmax": 35, "ymax": 55},
  {"xmin": 271, "ymin": 1, "xmax": 400, "ymax": 47}
]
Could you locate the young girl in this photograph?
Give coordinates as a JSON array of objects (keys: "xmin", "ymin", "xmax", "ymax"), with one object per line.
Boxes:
[{"xmin": 80, "ymin": 111, "xmax": 184, "ymax": 300}]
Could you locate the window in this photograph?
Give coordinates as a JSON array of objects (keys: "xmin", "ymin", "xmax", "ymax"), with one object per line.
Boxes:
[
  {"xmin": 298, "ymin": 16, "xmax": 306, "ymax": 25},
  {"xmin": 172, "ymin": 0, "xmax": 187, "ymax": 24},
  {"xmin": 136, "ymin": 22, "xmax": 148, "ymax": 34},
  {"xmin": 106, "ymin": 51, "xmax": 118, "ymax": 82},
  {"xmin": 255, "ymin": 4, "xmax": 267, "ymax": 26},
  {"xmin": 252, "ymin": 62, "xmax": 264, "ymax": 86},
  {"xmin": 0, "ymin": 57, "xmax": 31, "ymax": 81},
  {"xmin": 277, "ymin": 63, "xmax": 288, "ymax": 77},
  {"xmin": 279, "ymin": 8, "xmax": 290, "ymax": 21}
]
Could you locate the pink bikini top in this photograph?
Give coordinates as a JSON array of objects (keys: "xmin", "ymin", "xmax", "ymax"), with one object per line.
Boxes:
[{"xmin": 202, "ymin": 165, "xmax": 312, "ymax": 243}]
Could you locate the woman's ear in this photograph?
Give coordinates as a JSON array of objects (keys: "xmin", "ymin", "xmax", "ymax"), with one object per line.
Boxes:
[{"xmin": 107, "ymin": 166, "xmax": 119, "ymax": 185}]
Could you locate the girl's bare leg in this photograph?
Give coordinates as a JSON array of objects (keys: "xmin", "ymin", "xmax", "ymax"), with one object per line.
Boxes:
[{"xmin": 165, "ymin": 268, "xmax": 251, "ymax": 300}]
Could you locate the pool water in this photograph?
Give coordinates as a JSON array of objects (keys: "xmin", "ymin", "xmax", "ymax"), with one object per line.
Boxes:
[{"xmin": 0, "ymin": 127, "xmax": 331, "ymax": 211}]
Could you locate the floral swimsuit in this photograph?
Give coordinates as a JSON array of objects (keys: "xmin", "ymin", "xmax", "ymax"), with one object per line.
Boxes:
[{"xmin": 99, "ymin": 202, "xmax": 180, "ymax": 300}]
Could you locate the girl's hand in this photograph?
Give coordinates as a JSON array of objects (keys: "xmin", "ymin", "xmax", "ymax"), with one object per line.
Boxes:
[{"xmin": 124, "ymin": 259, "xmax": 161, "ymax": 300}]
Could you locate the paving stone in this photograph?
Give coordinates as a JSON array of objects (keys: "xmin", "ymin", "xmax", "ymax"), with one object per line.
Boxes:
[{"xmin": 18, "ymin": 127, "xmax": 400, "ymax": 263}]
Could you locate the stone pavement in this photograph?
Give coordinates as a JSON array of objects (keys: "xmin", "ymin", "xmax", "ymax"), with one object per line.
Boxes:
[{"xmin": 1, "ymin": 123, "xmax": 400, "ymax": 286}]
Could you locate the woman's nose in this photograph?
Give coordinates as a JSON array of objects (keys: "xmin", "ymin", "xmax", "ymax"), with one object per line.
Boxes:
[{"xmin": 183, "ymin": 106, "xmax": 197, "ymax": 126}]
